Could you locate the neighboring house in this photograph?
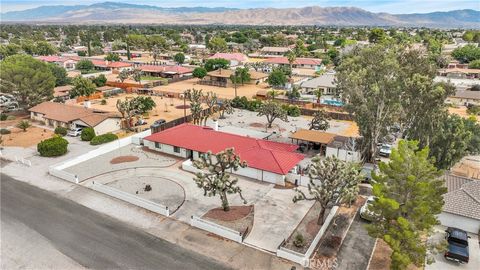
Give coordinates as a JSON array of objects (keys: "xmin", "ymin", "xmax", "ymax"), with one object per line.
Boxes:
[
  {"xmin": 438, "ymin": 68, "xmax": 480, "ymax": 79},
  {"xmin": 438, "ymin": 174, "xmax": 480, "ymax": 233},
  {"xmin": 37, "ymin": 55, "xmax": 78, "ymax": 70},
  {"xmin": 90, "ymin": 60, "xmax": 132, "ymax": 71},
  {"xmin": 446, "ymin": 90, "xmax": 480, "ymax": 106},
  {"xmin": 208, "ymin": 53, "xmax": 248, "ymax": 67},
  {"xmin": 29, "ymin": 102, "xmax": 121, "ymax": 135},
  {"xmin": 200, "ymin": 68, "xmax": 268, "ymax": 87},
  {"xmin": 326, "ymin": 136, "xmax": 362, "ymax": 162},
  {"xmin": 138, "ymin": 65, "xmax": 193, "ymax": 79},
  {"xmin": 53, "ymin": 85, "xmax": 73, "ymax": 101},
  {"xmin": 96, "ymin": 86, "xmax": 123, "ymax": 97},
  {"xmin": 300, "ymin": 74, "xmax": 337, "ymax": 96},
  {"xmin": 289, "ymin": 129, "xmax": 337, "ymax": 156},
  {"xmin": 143, "ymin": 124, "xmax": 304, "ymax": 185},
  {"xmin": 257, "ymin": 46, "xmax": 291, "ymax": 57},
  {"xmin": 263, "ymin": 57, "xmax": 322, "ymax": 70},
  {"xmin": 110, "ymin": 50, "xmax": 151, "ymax": 58},
  {"xmin": 433, "ymin": 76, "xmax": 479, "ymax": 91}
]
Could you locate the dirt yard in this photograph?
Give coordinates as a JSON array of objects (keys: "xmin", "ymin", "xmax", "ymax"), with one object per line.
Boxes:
[
  {"xmin": 449, "ymin": 106, "xmax": 480, "ymax": 122},
  {"xmin": 203, "ymin": 205, "xmax": 254, "ymax": 237},
  {"xmin": 152, "ymin": 78, "xmax": 269, "ymax": 99},
  {"xmin": 1, "ymin": 126, "xmax": 54, "ymax": 148}
]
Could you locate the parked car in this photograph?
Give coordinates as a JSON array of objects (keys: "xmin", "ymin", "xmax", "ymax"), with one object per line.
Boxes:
[
  {"xmin": 379, "ymin": 144, "xmax": 392, "ymax": 157},
  {"xmin": 150, "ymin": 119, "xmax": 166, "ymax": 129},
  {"xmin": 444, "ymin": 227, "xmax": 469, "ymax": 264},
  {"xmin": 67, "ymin": 127, "xmax": 83, "ymax": 137},
  {"xmin": 361, "ymin": 163, "xmax": 377, "ymax": 183},
  {"xmin": 359, "ymin": 196, "xmax": 377, "ymax": 221}
]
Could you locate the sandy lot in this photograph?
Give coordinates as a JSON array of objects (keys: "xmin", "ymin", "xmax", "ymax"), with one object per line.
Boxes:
[
  {"xmin": 152, "ymin": 78, "xmax": 269, "ymax": 99},
  {"xmin": 449, "ymin": 106, "xmax": 480, "ymax": 122},
  {"xmin": 1, "ymin": 114, "xmax": 55, "ymax": 148}
]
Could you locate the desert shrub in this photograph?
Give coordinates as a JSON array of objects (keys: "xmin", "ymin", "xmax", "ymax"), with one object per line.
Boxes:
[
  {"xmin": 100, "ymin": 99, "xmax": 107, "ymax": 105},
  {"xmin": 232, "ymin": 96, "xmax": 249, "ymax": 109},
  {"xmin": 6, "ymin": 115, "xmax": 16, "ymax": 120},
  {"xmin": 37, "ymin": 136, "xmax": 69, "ymax": 157},
  {"xmin": 282, "ymin": 104, "xmax": 301, "ymax": 117},
  {"xmin": 90, "ymin": 133, "xmax": 118, "ymax": 145},
  {"xmin": 325, "ymin": 235, "xmax": 342, "ymax": 249},
  {"xmin": 246, "ymin": 99, "xmax": 263, "ymax": 111},
  {"xmin": 81, "ymin": 127, "xmax": 95, "ymax": 141},
  {"xmin": 293, "ymin": 233, "xmax": 306, "ymax": 248},
  {"xmin": 467, "ymin": 105, "xmax": 480, "ymax": 115},
  {"xmin": 54, "ymin": 126, "xmax": 68, "ymax": 136},
  {"xmin": 0, "ymin": 128, "xmax": 11, "ymax": 134},
  {"xmin": 144, "ymin": 184, "xmax": 152, "ymax": 191},
  {"xmin": 16, "ymin": 120, "xmax": 31, "ymax": 132},
  {"xmin": 0, "ymin": 114, "xmax": 7, "ymax": 121}
]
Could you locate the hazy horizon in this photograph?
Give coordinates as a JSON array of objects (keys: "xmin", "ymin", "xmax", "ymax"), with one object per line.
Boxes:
[{"xmin": 1, "ymin": 0, "xmax": 479, "ymax": 14}]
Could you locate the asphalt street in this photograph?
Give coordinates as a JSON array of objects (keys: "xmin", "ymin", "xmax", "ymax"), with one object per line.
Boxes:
[{"xmin": 0, "ymin": 173, "xmax": 232, "ymax": 270}]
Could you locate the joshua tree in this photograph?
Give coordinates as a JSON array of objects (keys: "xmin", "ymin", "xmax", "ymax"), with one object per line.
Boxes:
[
  {"xmin": 293, "ymin": 156, "xmax": 362, "ymax": 224},
  {"xmin": 118, "ymin": 69, "xmax": 130, "ymax": 83},
  {"xmin": 202, "ymin": 91, "xmax": 218, "ymax": 125},
  {"xmin": 131, "ymin": 69, "xmax": 143, "ymax": 84},
  {"xmin": 309, "ymin": 110, "xmax": 331, "ymax": 131},
  {"xmin": 257, "ymin": 100, "xmax": 288, "ymax": 128},
  {"xmin": 184, "ymin": 88, "xmax": 203, "ymax": 125},
  {"xmin": 193, "ymin": 148, "xmax": 248, "ymax": 211},
  {"xmin": 219, "ymin": 99, "xmax": 234, "ymax": 119}
]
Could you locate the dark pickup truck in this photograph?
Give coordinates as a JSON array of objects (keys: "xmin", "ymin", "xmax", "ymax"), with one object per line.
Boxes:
[{"xmin": 444, "ymin": 227, "xmax": 470, "ymax": 264}]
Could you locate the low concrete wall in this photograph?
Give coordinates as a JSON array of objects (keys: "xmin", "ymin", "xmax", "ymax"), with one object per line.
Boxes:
[
  {"xmin": 276, "ymin": 206, "xmax": 339, "ymax": 267},
  {"xmin": 91, "ymin": 182, "xmax": 170, "ymax": 217},
  {"xmin": 190, "ymin": 216, "xmax": 243, "ymax": 243},
  {"xmin": 49, "ymin": 130, "xmax": 151, "ymax": 182}
]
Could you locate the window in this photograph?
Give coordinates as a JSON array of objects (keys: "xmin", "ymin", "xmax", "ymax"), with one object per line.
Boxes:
[
  {"xmin": 174, "ymin": 146, "xmax": 181, "ymax": 153},
  {"xmin": 155, "ymin": 142, "xmax": 160, "ymax": 149}
]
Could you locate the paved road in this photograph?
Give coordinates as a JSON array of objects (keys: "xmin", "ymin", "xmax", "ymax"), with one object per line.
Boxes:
[
  {"xmin": 336, "ymin": 212, "xmax": 376, "ymax": 270},
  {"xmin": 1, "ymin": 174, "xmax": 231, "ymax": 270}
]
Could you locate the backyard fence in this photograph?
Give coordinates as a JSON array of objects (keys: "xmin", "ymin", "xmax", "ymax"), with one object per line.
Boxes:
[
  {"xmin": 190, "ymin": 215, "xmax": 244, "ymax": 243},
  {"xmin": 276, "ymin": 206, "xmax": 339, "ymax": 267},
  {"xmin": 92, "ymin": 181, "xmax": 170, "ymax": 217}
]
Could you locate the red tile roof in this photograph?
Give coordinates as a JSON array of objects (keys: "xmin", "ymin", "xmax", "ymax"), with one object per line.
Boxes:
[
  {"xmin": 37, "ymin": 55, "xmax": 77, "ymax": 63},
  {"xmin": 144, "ymin": 124, "xmax": 304, "ymax": 175},
  {"xmin": 91, "ymin": 60, "xmax": 132, "ymax": 69},
  {"xmin": 138, "ymin": 65, "xmax": 193, "ymax": 74},
  {"xmin": 208, "ymin": 53, "xmax": 248, "ymax": 62},
  {"xmin": 263, "ymin": 57, "xmax": 322, "ymax": 66}
]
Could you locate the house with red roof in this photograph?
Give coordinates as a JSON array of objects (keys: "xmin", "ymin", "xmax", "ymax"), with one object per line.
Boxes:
[
  {"xmin": 208, "ymin": 53, "xmax": 248, "ymax": 66},
  {"xmin": 263, "ymin": 57, "xmax": 322, "ymax": 69},
  {"xmin": 90, "ymin": 59, "xmax": 132, "ymax": 71},
  {"xmin": 138, "ymin": 65, "xmax": 193, "ymax": 79},
  {"xmin": 143, "ymin": 124, "xmax": 304, "ymax": 185},
  {"xmin": 37, "ymin": 55, "xmax": 78, "ymax": 71}
]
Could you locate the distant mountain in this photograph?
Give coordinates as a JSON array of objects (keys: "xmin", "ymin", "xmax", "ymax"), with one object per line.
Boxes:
[{"xmin": 1, "ymin": 2, "xmax": 479, "ymax": 28}]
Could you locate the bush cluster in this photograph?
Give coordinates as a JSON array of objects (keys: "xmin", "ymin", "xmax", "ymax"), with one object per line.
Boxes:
[
  {"xmin": 81, "ymin": 127, "xmax": 95, "ymax": 141},
  {"xmin": 90, "ymin": 133, "xmax": 118, "ymax": 145},
  {"xmin": 0, "ymin": 113, "xmax": 7, "ymax": 121},
  {"xmin": 282, "ymin": 104, "xmax": 301, "ymax": 117},
  {"xmin": 37, "ymin": 136, "xmax": 69, "ymax": 157},
  {"xmin": 0, "ymin": 128, "xmax": 11, "ymax": 134},
  {"xmin": 231, "ymin": 96, "xmax": 263, "ymax": 111},
  {"xmin": 54, "ymin": 126, "xmax": 68, "ymax": 136}
]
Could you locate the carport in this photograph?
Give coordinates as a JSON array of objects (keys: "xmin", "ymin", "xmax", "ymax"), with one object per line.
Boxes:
[{"xmin": 289, "ymin": 129, "xmax": 336, "ymax": 155}]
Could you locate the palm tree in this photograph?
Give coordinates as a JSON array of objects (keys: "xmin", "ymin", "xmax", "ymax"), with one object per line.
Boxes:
[
  {"xmin": 314, "ymin": 88, "xmax": 323, "ymax": 104},
  {"xmin": 286, "ymin": 51, "xmax": 296, "ymax": 78}
]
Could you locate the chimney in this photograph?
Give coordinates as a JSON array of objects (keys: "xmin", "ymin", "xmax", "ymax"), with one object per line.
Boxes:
[
  {"xmin": 213, "ymin": 119, "xmax": 218, "ymax": 131},
  {"xmin": 84, "ymin": 100, "xmax": 91, "ymax": 108}
]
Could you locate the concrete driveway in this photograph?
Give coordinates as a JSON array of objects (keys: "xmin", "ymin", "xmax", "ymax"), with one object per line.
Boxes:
[
  {"xmin": 243, "ymin": 187, "xmax": 314, "ymax": 252},
  {"xmin": 426, "ymin": 226, "xmax": 480, "ymax": 270}
]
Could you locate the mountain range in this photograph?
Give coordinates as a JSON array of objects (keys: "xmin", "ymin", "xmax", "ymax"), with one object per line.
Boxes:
[{"xmin": 1, "ymin": 2, "xmax": 479, "ymax": 28}]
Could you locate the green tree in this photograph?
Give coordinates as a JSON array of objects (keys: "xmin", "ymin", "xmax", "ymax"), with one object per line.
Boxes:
[
  {"xmin": 104, "ymin": 53, "xmax": 121, "ymax": 62},
  {"xmin": 367, "ymin": 140, "xmax": 446, "ymax": 270},
  {"xmin": 81, "ymin": 127, "xmax": 95, "ymax": 141},
  {"xmin": 0, "ymin": 44, "xmax": 20, "ymax": 58},
  {"xmin": 192, "ymin": 67, "xmax": 208, "ymax": 79},
  {"xmin": 47, "ymin": 63, "xmax": 70, "ymax": 87},
  {"xmin": 133, "ymin": 96, "xmax": 156, "ymax": 114},
  {"xmin": 0, "ymin": 55, "xmax": 55, "ymax": 108},
  {"xmin": 468, "ymin": 59, "xmax": 480, "ymax": 69},
  {"xmin": 184, "ymin": 88, "xmax": 203, "ymax": 125},
  {"xmin": 193, "ymin": 148, "xmax": 248, "ymax": 211},
  {"xmin": 293, "ymin": 156, "xmax": 362, "ymax": 224},
  {"xmin": 267, "ymin": 69, "xmax": 287, "ymax": 88},
  {"xmin": 336, "ymin": 44, "xmax": 402, "ymax": 162},
  {"xmin": 256, "ymin": 100, "xmax": 288, "ymax": 128},
  {"xmin": 208, "ymin": 37, "xmax": 228, "ymax": 53},
  {"xmin": 429, "ymin": 114, "xmax": 474, "ymax": 169},
  {"xmin": 369, "ymin": 28, "xmax": 387, "ymax": 43},
  {"xmin": 70, "ymin": 76, "xmax": 97, "ymax": 99},
  {"xmin": 35, "ymin": 41, "xmax": 57, "ymax": 56},
  {"xmin": 451, "ymin": 44, "xmax": 480, "ymax": 63},
  {"xmin": 204, "ymin": 58, "xmax": 230, "ymax": 71},
  {"xmin": 76, "ymin": 59, "xmax": 95, "ymax": 72},
  {"xmin": 92, "ymin": 74, "xmax": 107, "ymax": 87},
  {"xmin": 174, "ymin": 52, "xmax": 185, "ymax": 64}
]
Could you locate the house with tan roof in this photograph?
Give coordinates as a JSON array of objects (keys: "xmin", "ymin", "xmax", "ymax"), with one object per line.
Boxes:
[
  {"xmin": 208, "ymin": 53, "xmax": 248, "ymax": 67},
  {"xmin": 200, "ymin": 68, "xmax": 268, "ymax": 87},
  {"xmin": 263, "ymin": 57, "xmax": 322, "ymax": 70},
  {"xmin": 29, "ymin": 102, "xmax": 121, "ymax": 135}
]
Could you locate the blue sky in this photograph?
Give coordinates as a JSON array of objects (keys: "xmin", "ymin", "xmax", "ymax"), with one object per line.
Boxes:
[{"xmin": 1, "ymin": 0, "xmax": 479, "ymax": 13}]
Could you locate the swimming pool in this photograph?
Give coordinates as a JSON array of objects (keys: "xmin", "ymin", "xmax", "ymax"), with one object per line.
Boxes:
[{"xmin": 321, "ymin": 99, "xmax": 344, "ymax": 106}]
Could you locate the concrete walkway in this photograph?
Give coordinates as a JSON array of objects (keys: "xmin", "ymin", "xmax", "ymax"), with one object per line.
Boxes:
[{"xmin": 244, "ymin": 187, "xmax": 314, "ymax": 253}]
